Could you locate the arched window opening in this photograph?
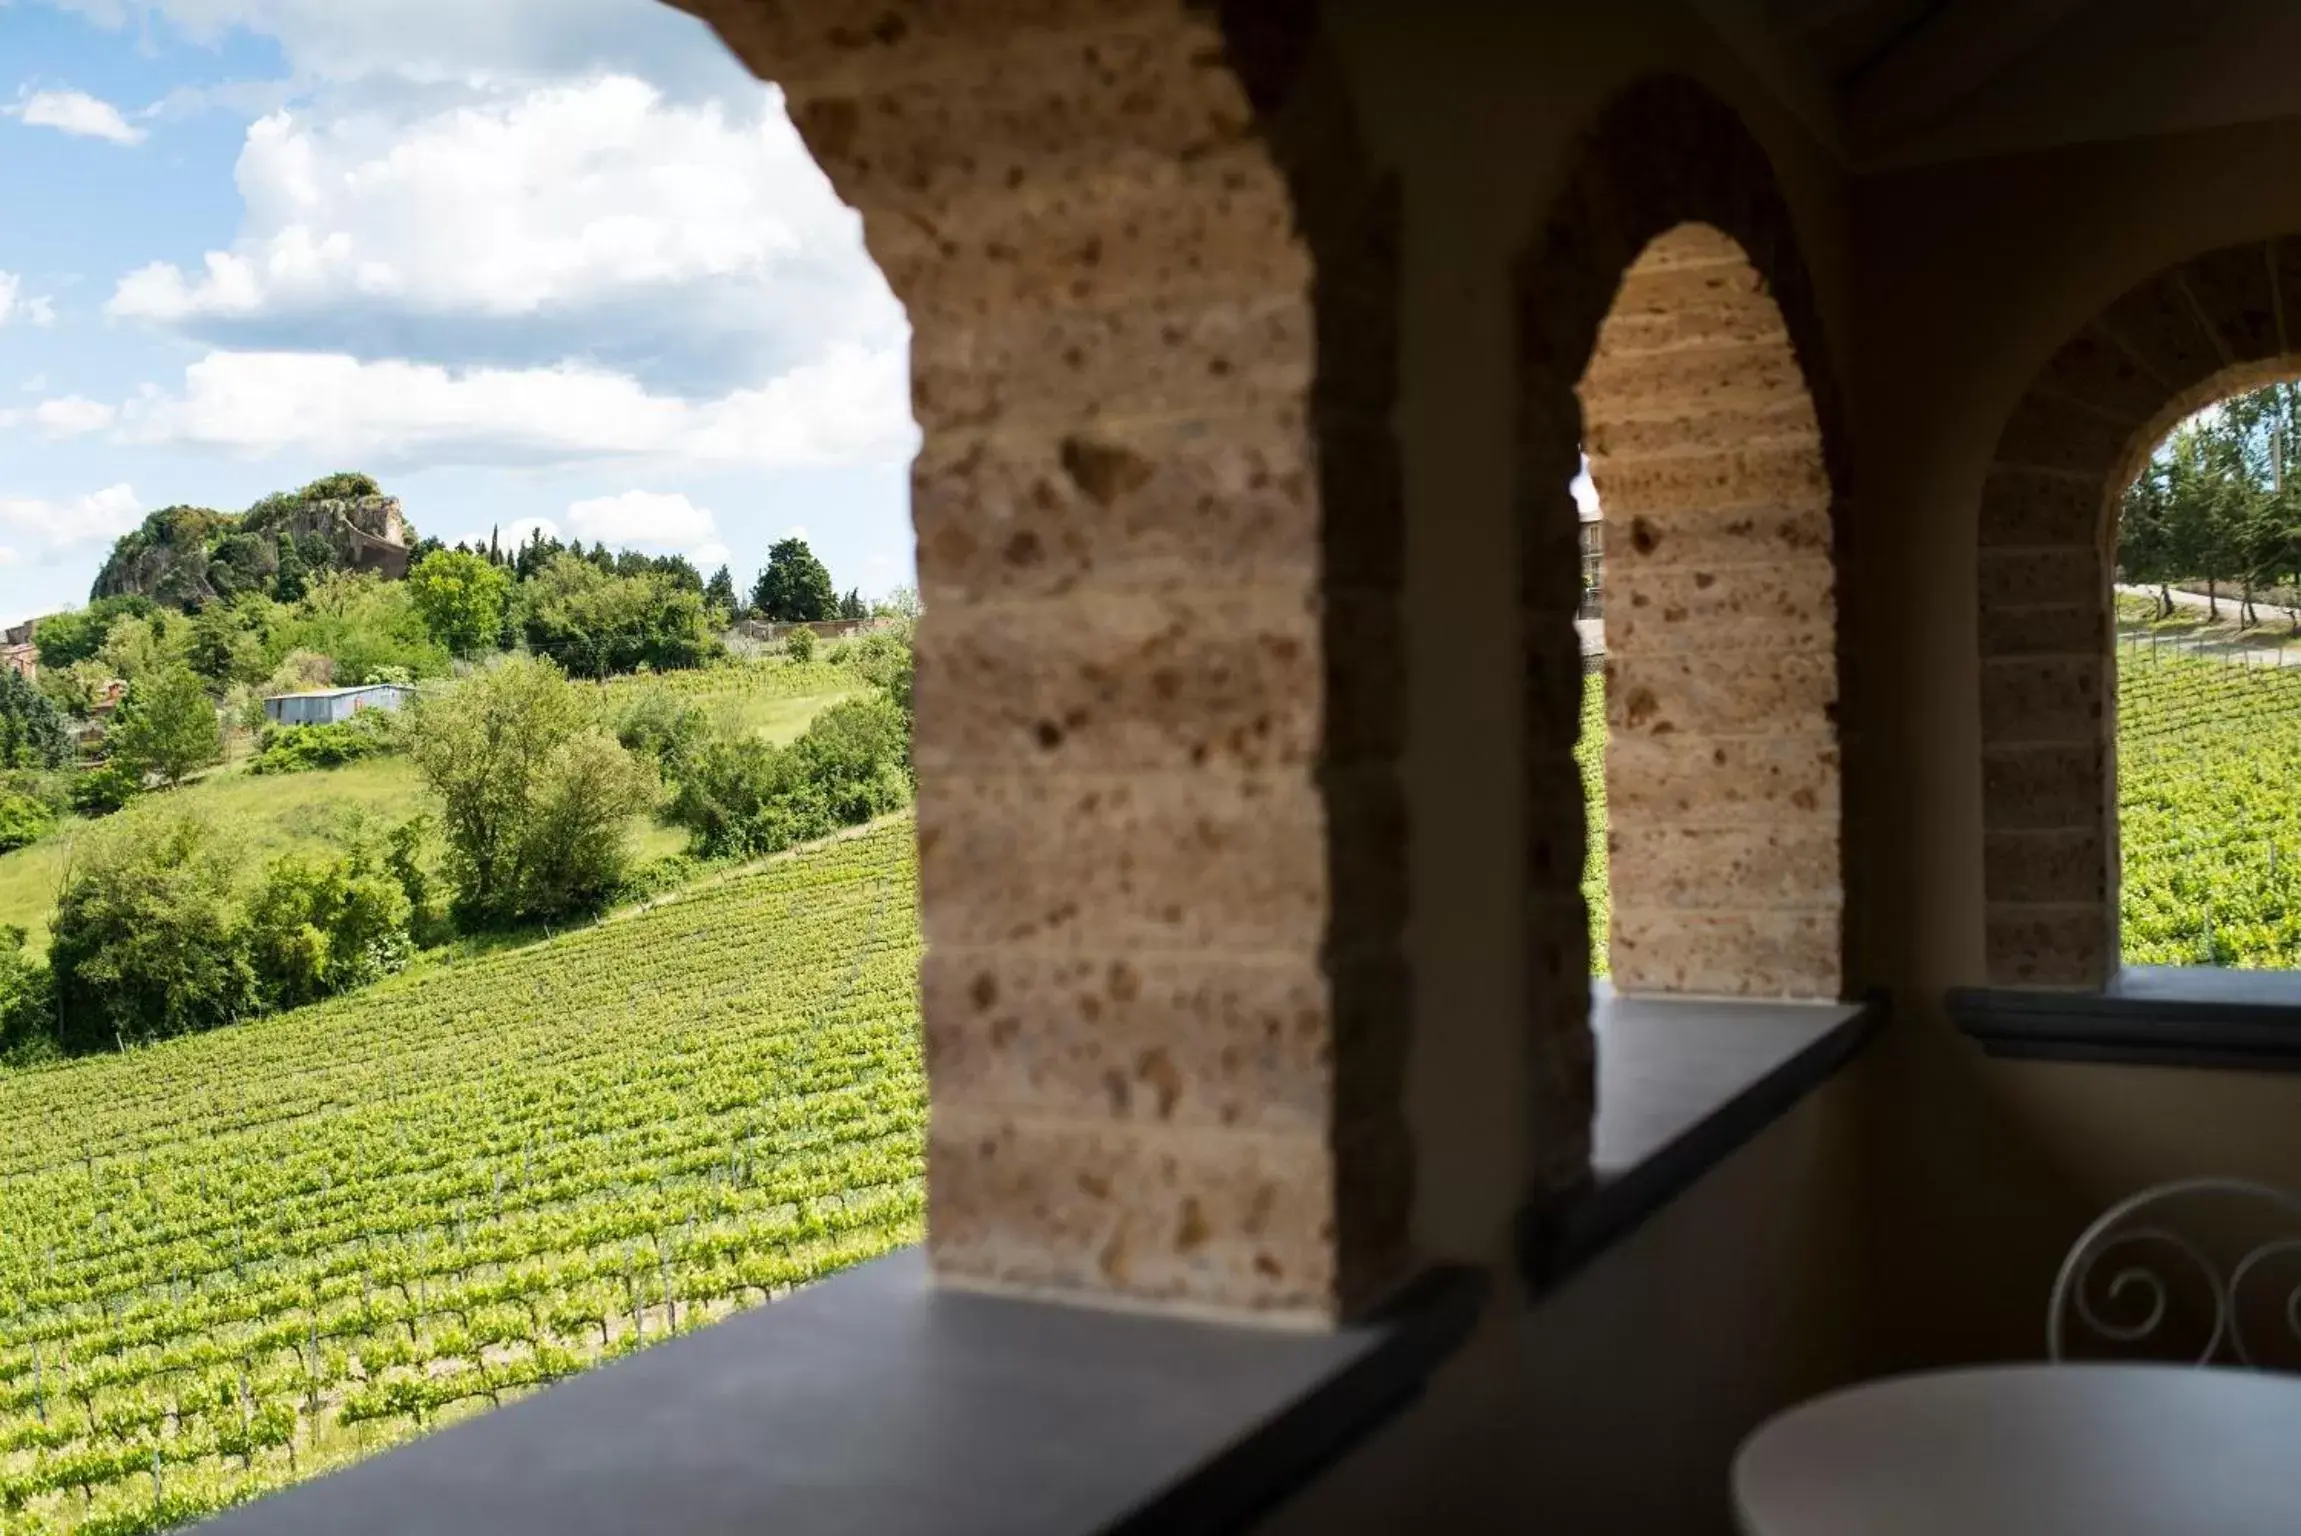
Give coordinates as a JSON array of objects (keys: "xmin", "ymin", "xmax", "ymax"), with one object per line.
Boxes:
[
  {"xmin": 1572, "ymin": 222, "xmax": 1843, "ymax": 999},
  {"xmin": 2115, "ymin": 380, "xmax": 2301, "ymax": 969}
]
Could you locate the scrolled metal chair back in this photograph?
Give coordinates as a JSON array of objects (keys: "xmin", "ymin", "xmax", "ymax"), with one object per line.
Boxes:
[{"xmin": 2050, "ymin": 1178, "xmax": 2301, "ymax": 1369}]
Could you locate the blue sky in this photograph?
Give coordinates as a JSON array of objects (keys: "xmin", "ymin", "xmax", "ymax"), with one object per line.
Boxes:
[{"xmin": 0, "ymin": 0, "xmax": 917, "ymax": 630}]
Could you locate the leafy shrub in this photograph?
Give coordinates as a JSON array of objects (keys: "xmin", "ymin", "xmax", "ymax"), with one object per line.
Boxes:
[
  {"xmin": 0, "ymin": 791, "xmax": 56, "ymax": 853},
  {"xmin": 610, "ymin": 683, "xmax": 712, "ymax": 778},
  {"xmin": 70, "ymin": 762, "xmax": 143, "ymax": 817},
  {"xmin": 844, "ymin": 627, "xmax": 914, "ymax": 736},
  {"xmin": 668, "ymin": 694, "xmax": 911, "ymax": 859},
  {"xmin": 783, "ymin": 624, "xmax": 817, "ymax": 664},
  {"xmin": 0, "ymin": 926, "xmax": 55, "ymax": 1066},
  {"xmin": 245, "ymin": 839, "xmax": 414, "ymax": 1011},
  {"xmin": 50, "ymin": 807, "xmax": 259, "ymax": 1051},
  {"xmin": 248, "ymin": 719, "xmax": 388, "ymax": 775}
]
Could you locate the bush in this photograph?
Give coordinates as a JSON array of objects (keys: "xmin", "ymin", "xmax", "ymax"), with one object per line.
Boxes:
[
  {"xmin": 404, "ymin": 656, "xmax": 655, "ymax": 925},
  {"xmin": 668, "ymin": 694, "xmax": 911, "ymax": 859},
  {"xmin": 245, "ymin": 838, "xmax": 414, "ymax": 1011},
  {"xmin": 0, "ymin": 791, "xmax": 56, "ymax": 853},
  {"xmin": 783, "ymin": 624, "xmax": 817, "ymax": 664},
  {"xmin": 0, "ymin": 926, "xmax": 55, "ymax": 1067},
  {"xmin": 611, "ymin": 683, "xmax": 712, "ymax": 778},
  {"xmin": 50, "ymin": 807, "xmax": 259, "ymax": 1051},
  {"xmin": 844, "ymin": 627, "xmax": 914, "ymax": 736},
  {"xmin": 70, "ymin": 762, "xmax": 143, "ymax": 817},
  {"xmin": 248, "ymin": 719, "xmax": 387, "ymax": 775}
]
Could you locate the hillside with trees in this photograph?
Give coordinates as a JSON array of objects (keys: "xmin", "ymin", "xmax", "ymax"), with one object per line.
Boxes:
[
  {"xmin": 0, "ymin": 470, "xmax": 918, "ymax": 1067},
  {"xmin": 2120, "ymin": 381, "xmax": 2301, "ymax": 624}
]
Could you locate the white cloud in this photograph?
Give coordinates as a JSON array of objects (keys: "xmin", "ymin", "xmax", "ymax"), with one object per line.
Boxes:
[
  {"xmin": 31, "ymin": 397, "xmax": 115, "ymax": 439},
  {"xmin": 0, "ymin": 484, "xmax": 144, "ymax": 564},
  {"xmin": 16, "ymin": 89, "xmax": 146, "ymax": 145},
  {"xmin": 115, "ymin": 343, "xmax": 916, "ymax": 470},
  {"xmin": 0, "ymin": 273, "xmax": 50, "ymax": 328},
  {"xmin": 107, "ymin": 75, "xmax": 899, "ymax": 392},
  {"xmin": 690, "ymin": 541, "xmax": 732, "ymax": 573},
  {"xmin": 565, "ymin": 490, "xmax": 715, "ymax": 551}
]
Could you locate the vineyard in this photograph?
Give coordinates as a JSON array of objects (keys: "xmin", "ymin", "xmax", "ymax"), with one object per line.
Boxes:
[
  {"xmin": 0, "ymin": 818, "xmax": 924, "ymax": 1534},
  {"xmin": 1579, "ymin": 673, "xmax": 1609, "ymax": 974},
  {"xmin": 2119, "ymin": 636, "xmax": 2301, "ymax": 965}
]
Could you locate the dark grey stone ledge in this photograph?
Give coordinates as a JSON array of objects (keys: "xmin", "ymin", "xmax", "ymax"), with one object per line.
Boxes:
[
  {"xmin": 194, "ymin": 988, "xmax": 1887, "ymax": 1535},
  {"xmin": 1952, "ymin": 965, "xmax": 2301, "ymax": 1070},
  {"xmin": 1519, "ymin": 985, "xmax": 1885, "ymax": 1296},
  {"xmin": 194, "ymin": 1247, "xmax": 1484, "ymax": 1536}
]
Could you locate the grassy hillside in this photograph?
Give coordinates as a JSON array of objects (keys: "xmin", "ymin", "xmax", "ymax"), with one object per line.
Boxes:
[
  {"xmin": 0, "ymin": 818, "xmax": 923, "ymax": 1533},
  {"xmin": 0, "ymin": 661, "xmax": 855, "ymax": 955}
]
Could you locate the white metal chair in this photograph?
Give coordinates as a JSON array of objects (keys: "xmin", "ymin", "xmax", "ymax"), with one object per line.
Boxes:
[{"xmin": 2050, "ymin": 1177, "xmax": 2301, "ymax": 1368}]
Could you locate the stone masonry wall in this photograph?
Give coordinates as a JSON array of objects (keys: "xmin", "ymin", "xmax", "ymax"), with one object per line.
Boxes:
[
  {"xmin": 1519, "ymin": 80, "xmax": 1852, "ymax": 1013},
  {"xmin": 1978, "ymin": 239, "xmax": 2301, "ymax": 986},
  {"xmin": 1581, "ymin": 226, "xmax": 1841, "ymax": 997},
  {"xmin": 674, "ymin": 0, "xmax": 1415, "ymax": 1321}
]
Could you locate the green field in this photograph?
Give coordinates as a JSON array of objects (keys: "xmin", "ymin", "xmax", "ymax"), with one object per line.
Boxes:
[
  {"xmin": 2118, "ymin": 639, "xmax": 2301, "ymax": 965},
  {"xmin": 0, "ymin": 818, "xmax": 924, "ymax": 1533},
  {"xmin": 0, "ymin": 660, "xmax": 854, "ymax": 955}
]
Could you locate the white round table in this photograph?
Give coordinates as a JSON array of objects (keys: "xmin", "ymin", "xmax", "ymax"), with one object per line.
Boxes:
[{"xmin": 1734, "ymin": 1364, "xmax": 2301, "ymax": 1535}]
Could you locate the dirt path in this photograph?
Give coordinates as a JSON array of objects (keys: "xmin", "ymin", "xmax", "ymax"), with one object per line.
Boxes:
[{"xmin": 2115, "ymin": 584, "xmax": 2301, "ymax": 668}]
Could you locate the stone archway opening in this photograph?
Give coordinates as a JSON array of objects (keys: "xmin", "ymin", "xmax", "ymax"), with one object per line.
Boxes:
[{"xmin": 1976, "ymin": 238, "xmax": 2301, "ymax": 988}]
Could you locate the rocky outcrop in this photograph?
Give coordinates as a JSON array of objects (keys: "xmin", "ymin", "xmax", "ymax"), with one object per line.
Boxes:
[
  {"xmin": 248, "ymin": 496, "xmax": 413, "ymax": 581},
  {"xmin": 89, "ymin": 482, "xmax": 412, "ymax": 607}
]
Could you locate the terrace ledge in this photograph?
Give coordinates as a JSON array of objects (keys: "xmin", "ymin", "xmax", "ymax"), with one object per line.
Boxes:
[
  {"xmin": 1952, "ymin": 965, "xmax": 2301, "ymax": 1071},
  {"xmin": 1520, "ymin": 984, "xmax": 1885, "ymax": 1296},
  {"xmin": 197, "ymin": 985, "xmax": 1882, "ymax": 1536}
]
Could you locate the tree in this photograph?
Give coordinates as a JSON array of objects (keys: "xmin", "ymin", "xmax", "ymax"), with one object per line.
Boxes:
[
  {"xmin": 0, "ymin": 668, "xmax": 71, "ymax": 770},
  {"xmin": 518, "ymin": 554, "xmax": 716, "ymax": 677},
  {"xmin": 32, "ymin": 595, "xmax": 154, "ymax": 670},
  {"xmin": 50, "ymin": 806, "xmax": 258, "ymax": 1050},
  {"xmin": 751, "ymin": 538, "xmax": 837, "ymax": 622},
  {"xmin": 270, "ymin": 570, "xmax": 451, "ymax": 682},
  {"xmin": 874, "ymin": 585, "xmax": 921, "ymax": 622},
  {"xmin": 407, "ymin": 549, "xmax": 513, "ymax": 656},
  {"xmin": 186, "ymin": 599, "xmax": 270, "ymax": 688},
  {"xmin": 107, "ymin": 666, "xmax": 222, "ymax": 786},
  {"xmin": 838, "ymin": 588, "xmax": 868, "ymax": 621},
  {"xmin": 704, "ymin": 564, "xmax": 739, "ymax": 618},
  {"xmin": 272, "ymin": 533, "xmax": 310, "ymax": 602},
  {"xmin": 403, "ymin": 656, "xmax": 654, "ymax": 924}
]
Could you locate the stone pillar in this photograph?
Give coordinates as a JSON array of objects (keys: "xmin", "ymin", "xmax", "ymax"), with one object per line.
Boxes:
[
  {"xmin": 677, "ymin": 0, "xmax": 1409, "ymax": 1320},
  {"xmin": 1579, "ymin": 226, "xmax": 1842, "ymax": 999}
]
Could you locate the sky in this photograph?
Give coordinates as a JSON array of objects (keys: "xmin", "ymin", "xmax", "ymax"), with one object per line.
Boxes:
[{"xmin": 0, "ymin": 0, "xmax": 918, "ymax": 631}]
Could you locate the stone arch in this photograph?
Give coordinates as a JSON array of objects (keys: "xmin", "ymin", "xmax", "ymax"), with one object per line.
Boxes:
[
  {"xmin": 1515, "ymin": 76, "xmax": 1853, "ymax": 1136},
  {"xmin": 669, "ymin": 1, "xmax": 1410, "ymax": 1320},
  {"xmin": 1977, "ymin": 238, "xmax": 2301, "ymax": 987}
]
